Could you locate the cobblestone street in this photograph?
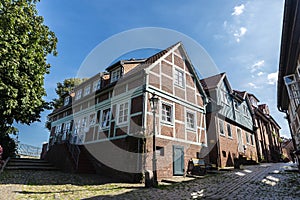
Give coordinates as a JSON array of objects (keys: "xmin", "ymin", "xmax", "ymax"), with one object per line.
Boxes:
[
  {"xmin": 92, "ymin": 162, "xmax": 300, "ymax": 200},
  {"xmin": 0, "ymin": 162, "xmax": 299, "ymax": 199}
]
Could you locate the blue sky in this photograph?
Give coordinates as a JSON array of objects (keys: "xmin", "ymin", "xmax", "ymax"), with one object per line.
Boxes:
[{"xmin": 15, "ymin": 0, "xmax": 287, "ymax": 147}]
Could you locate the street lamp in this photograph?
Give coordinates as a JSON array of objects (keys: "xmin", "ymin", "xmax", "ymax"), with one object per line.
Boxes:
[{"xmin": 149, "ymin": 93, "xmax": 159, "ymax": 187}]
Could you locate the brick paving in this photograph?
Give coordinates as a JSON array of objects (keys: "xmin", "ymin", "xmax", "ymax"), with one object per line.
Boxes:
[
  {"xmin": 92, "ymin": 163, "xmax": 300, "ymax": 200},
  {"xmin": 0, "ymin": 162, "xmax": 299, "ymax": 199}
]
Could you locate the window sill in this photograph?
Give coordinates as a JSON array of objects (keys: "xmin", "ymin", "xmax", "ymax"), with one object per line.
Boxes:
[
  {"xmin": 186, "ymin": 127, "xmax": 197, "ymax": 132},
  {"xmin": 161, "ymin": 121, "xmax": 173, "ymax": 126},
  {"xmin": 174, "ymin": 83, "xmax": 185, "ymax": 89},
  {"xmin": 219, "ymin": 133, "xmax": 226, "ymax": 137}
]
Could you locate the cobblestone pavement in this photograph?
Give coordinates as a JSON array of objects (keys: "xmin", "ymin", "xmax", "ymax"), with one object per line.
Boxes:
[
  {"xmin": 90, "ymin": 162, "xmax": 300, "ymax": 200},
  {"xmin": 0, "ymin": 162, "xmax": 299, "ymax": 199}
]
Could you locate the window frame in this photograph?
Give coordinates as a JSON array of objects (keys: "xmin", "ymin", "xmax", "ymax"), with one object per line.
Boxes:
[
  {"xmin": 186, "ymin": 110, "xmax": 196, "ymax": 131},
  {"xmin": 219, "ymin": 119, "xmax": 225, "ymax": 136},
  {"xmin": 64, "ymin": 96, "xmax": 70, "ymax": 106},
  {"xmin": 75, "ymin": 89, "xmax": 82, "ymax": 101},
  {"xmin": 93, "ymin": 80, "xmax": 101, "ymax": 92},
  {"xmin": 174, "ymin": 68, "xmax": 185, "ymax": 88},
  {"xmin": 111, "ymin": 68, "xmax": 122, "ymax": 83},
  {"xmin": 117, "ymin": 101, "xmax": 129, "ymax": 125},
  {"xmin": 161, "ymin": 102, "xmax": 174, "ymax": 125},
  {"xmin": 246, "ymin": 132, "xmax": 250, "ymax": 144},
  {"xmin": 84, "ymin": 85, "xmax": 91, "ymax": 96},
  {"xmin": 100, "ymin": 108, "xmax": 111, "ymax": 128},
  {"xmin": 227, "ymin": 123, "xmax": 232, "ymax": 138}
]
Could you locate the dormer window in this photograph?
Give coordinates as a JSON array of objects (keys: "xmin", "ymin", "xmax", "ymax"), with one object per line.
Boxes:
[
  {"xmin": 93, "ymin": 80, "xmax": 101, "ymax": 92},
  {"xmin": 111, "ymin": 68, "xmax": 122, "ymax": 83},
  {"xmin": 64, "ymin": 96, "xmax": 70, "ymax": 106},
  {"xmin": 75, "ymin": 89, "xmax": 82, "ymax": 100},
  {"xmin": 84, "ymin": 85, "xmax": 91, "ymax": 96},
  {"xmin": 250, "ymin": 97, "xmax": 258, "ymax": 107}
]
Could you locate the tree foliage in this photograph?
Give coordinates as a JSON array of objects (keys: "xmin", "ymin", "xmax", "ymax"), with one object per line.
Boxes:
[
  {"xmin": 0, "ymin": 133, "xmax": 16, "ymax": 159},
  {"xmin": 0, "ymin": 0, "xmax": 57, "ymax": 134},
  {"xmin": 45, "ymin": 78, "xmax": 87, "ymax": 131},
  {"xmin": 51, "ymin": 78, "xmax": 87, "ymax": 109}
]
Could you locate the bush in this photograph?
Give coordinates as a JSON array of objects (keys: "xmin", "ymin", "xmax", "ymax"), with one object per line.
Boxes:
[{"xmin": 0, "ymin": 134, "xmax": 16, "ymax": 159}]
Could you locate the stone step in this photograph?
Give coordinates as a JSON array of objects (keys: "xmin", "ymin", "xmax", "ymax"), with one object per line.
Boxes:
[
  {"xmin": 5, "ymin": 165, "xmax": 58, "ymax": 170},
  {"xmin": 9, "ymin": 158, "xmax": 47, "ymax": 163},
  {"xmin": 6, "ymin": 162, "xmax": 53, "ymax": 167},
  {"xmin": 5, "ymin": 158, "xmax": 59, "ymax": 171}
]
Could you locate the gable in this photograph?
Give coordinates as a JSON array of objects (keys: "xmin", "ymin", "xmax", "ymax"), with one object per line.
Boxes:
[{"xmin": 145, "ymin": 42, "xmax": 208, "ymax": 107}]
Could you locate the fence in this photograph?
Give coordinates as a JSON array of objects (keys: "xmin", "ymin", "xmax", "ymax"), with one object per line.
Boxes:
[{"xmin": 16, "ymin": 143, "xmax": 42, "ymax": 158}]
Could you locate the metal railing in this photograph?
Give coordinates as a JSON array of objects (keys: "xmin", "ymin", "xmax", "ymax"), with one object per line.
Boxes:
[
  {"xmin": 17, "ymin": 143, "xmax": 42, "ymax": 158},
  {"xmin": 66, "ymin": 139, "xmax": 81, "ymax": 170}
]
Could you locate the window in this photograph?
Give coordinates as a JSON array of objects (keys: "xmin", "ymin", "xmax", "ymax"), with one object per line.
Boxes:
[
  {"xmin": 111, "ymin": 68, "xmax": 122, "ymax": 83},
  {"xmin": 251, "ymin": 134, "xmax": 254, "ymax": 145},
  {"xmin": 161, "ymin": 103, "xmax": 172, "ymax": 123},
  {"xmin": 246, "ymin": 132, "xmax": 250, "ymax": 144},
  {"xmin": 243, "ymin": 105, "xmax": 249, "ymax": 116},
  {"xmin": 55, "ymin": 124, "xmax": 62, "ymax": 135},
  {"xmin": 93, "ymin": 80, "xmax": 101, "ymax": 92},
  {"xmin": 219, "ymin": 119, "xmax": 224, "ymax": 135},
  {"xmin": 234, "ymin": 100, "xmax": 239, "ymax": 110},
  {"xmin": 186, "ymin": 111, "xmax": 195, "ymax": 130},
  {"xmin": 64, "ymin": 96, "xmax": 70, "ymax": 106},
  {"xmin": 118, "ymin": 102, "xmax": 129, "ymax": 124},
  {"xmin": 63, "ymin": 121, "xmax": 71, "ymax": 134},
  {"xmin": 74, "ymin": 119, "xmax": 81, "ymax": 135},
  {"xmin": 174, "ymin": 69, "xmax": 184, "ymax": 87},
  {"xmin": 75, "ymin": 89, "xmax": 82, "ymax": 100},
  {"xmin": 84, "ymin": 85, "xmax": 91, "ymax": 96},
  {"xmin": 89, "ymin": 113, "xmax": 96, "ymax": 126},
  {"xmin": 227, "ymin": 124, "xmax": 232, "ymax": 138},
  {"xmin": 82, "ymin": 116, "xmax": 87, "ymax": 128},
  {"xmin": 100, "ymin": 108, "xmax": 110, "ymax": 128}
]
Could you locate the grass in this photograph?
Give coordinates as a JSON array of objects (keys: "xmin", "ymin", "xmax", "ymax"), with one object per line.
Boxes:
[{"xmin": 0, "ymin": 170, "xmax": 142, "ymax": 200}]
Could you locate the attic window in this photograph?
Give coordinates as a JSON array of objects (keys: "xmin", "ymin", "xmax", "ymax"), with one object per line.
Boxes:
[
  {"xmin": 111, "ymin": 68, "xmax": 122, "ymax": 83},
  {"xmin": 64, "ymin": 96, "xmax": 70, "ymax": 106}
]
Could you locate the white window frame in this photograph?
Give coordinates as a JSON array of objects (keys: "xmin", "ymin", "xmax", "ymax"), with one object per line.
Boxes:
[
  {"xmin": 227, "ymin": 123, "xmax": 232, "ymax": 138},
  {"xmin": 219, "ymin": 119, "xmax": 225, "ymax": 136},
  {"xmin": 55, "ymin": 124, "xmax": 62, "ymax": 135},
  {"xmin": 75, "ymin": 89, "xmax": 82, "ymax": 100},
  {"xmin": 117, "ymin": 101, "xmax": 129, "ymax": 125},
  {"xmin": 64, "ymin": 96, "xmax": 70, "ymax": 106},
  {"xmin": 186, "ymin": 110, "xmax": 196, "ymax": 131},
  {"xmin": 111, "ymin": 68, "xmax": 122, "ymax": 83},
  {"xmin": 100, "ymin": 108, "xmax": 111, "ymax": 128},
  {"xmin": 246, "ymin": 132, "xmax": 250, "ymax": 144},
  {"xmin": 161, "ymin": 102, "xmax": 174, "ymax": 125},
  {"xmin": 84, "ymin": 85, "xmax": 91, "ymax": 96},
  {"xmin": 93, "ymin": 80, "xmax": 101, "ymax": 92},
  {"xmin": 89, "ymin": 112, "xmax": 96, "ymax": 126},
  {"xmin": 174, "ymin": 68, "xmax": 185, "ymax": 87}
]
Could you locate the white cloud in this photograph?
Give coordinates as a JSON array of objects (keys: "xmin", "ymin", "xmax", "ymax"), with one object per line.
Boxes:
[
  {"xmin": 234, "ymin": 27, "xmax": 247, "ymax": 42},
  {"xmin": 248, "ymin": 82, "xmax": 259, "ymax": 89},
  {"xmin": 250, "ymin": 60, "xmax": 265, "ymax": 72},
  {"xmin": 232, "ymin": 4, "xmax": 245, "ymax": 16},
  {"xmin": 267, "ymin": 71, "xmax": 278, "ymax": 85},
  {"xmin": 257, "ymin": 71, "xmax": 264, "ymax": 76}
]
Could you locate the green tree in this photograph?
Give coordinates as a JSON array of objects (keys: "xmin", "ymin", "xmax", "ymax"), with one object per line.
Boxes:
[
  {"xmin": 0, "ymin": 0, "xmax": 57, "ymax": 135},
  {"xmin": 0, "ymin": 133, "xmax": 16, "ymax": 159},
  {"xmin": 51, "ymin": 78, "xmax": 87, "ymax": 109},
  {"xmin": 45, "ymin": 78, "xmax": 87, "ymax": 130}
]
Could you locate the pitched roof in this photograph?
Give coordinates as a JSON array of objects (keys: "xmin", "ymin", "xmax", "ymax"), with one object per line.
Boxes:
[
  {"xmin": 200, "ymin": 73, "xmax": 225, "ymax": 90},
  {"xmin": 234, "ymin": 90, "xmax": 247, "ymax": 99},
  {"xmin": 144, "ymin": 42, "xmax": 180, "ymax": 64}
]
